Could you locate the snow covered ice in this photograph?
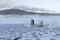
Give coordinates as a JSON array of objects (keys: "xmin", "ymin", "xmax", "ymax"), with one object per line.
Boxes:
[{"xmin": 0, "ymin": 15, "xmax": 60, "ymax": 40}]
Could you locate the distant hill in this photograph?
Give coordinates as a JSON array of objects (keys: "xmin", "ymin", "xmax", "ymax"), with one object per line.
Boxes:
[
  {"xmin": 0, "ymin": 9, "xmax": 38, "ymax": 15},
  {"xmin": 0, "ymin": 9, "xmax": 60, "ymax": 16}
]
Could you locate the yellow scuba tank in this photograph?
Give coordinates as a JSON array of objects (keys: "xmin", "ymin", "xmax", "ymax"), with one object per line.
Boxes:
[{"xmin": 30, "ymin": 19, "xmax": 34, "ymax": 25}]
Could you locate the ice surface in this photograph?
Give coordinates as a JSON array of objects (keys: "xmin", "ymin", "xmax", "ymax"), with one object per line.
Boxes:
[{"xmin": 0, "ymin": 15, "xmax": 60, "ymax": 40}]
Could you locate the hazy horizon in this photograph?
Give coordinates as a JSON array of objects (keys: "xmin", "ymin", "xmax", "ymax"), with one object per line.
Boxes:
[{"xmin": 0, "ymin": 0, "xmax": 60, "ymax": 13}]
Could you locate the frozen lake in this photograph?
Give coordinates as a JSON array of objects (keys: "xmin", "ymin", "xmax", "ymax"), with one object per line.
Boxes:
[
  {"xmin": 0, "ymin": 15, "xmax": 60, "ymax": 40},
  {"xmin": 0, "ymin": 15, "xmax": 60, "ymax": 28}
]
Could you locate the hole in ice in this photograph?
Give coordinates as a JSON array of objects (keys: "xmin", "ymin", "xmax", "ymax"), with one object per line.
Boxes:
[{"xmin": 13, "ymin": 37, "xmax": 19, "ymax": 40}]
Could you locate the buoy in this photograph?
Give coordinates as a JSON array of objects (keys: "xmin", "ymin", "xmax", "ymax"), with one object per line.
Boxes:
[{"xmin": 30, "ymin": 19, "xmax": 34, "ymax": 25}]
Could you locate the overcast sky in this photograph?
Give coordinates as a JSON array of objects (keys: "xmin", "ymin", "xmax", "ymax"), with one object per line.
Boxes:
[{"xmin": 0, "ymin": 0, "xmax": 60, "ymax": 12}]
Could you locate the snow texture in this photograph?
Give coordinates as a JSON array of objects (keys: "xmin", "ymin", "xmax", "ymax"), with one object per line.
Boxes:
[{"xmin": 0, "ymin": 15, "xmax": 60, "ymax": 40}]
